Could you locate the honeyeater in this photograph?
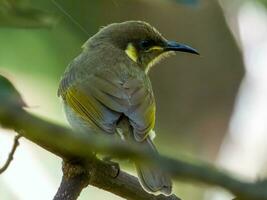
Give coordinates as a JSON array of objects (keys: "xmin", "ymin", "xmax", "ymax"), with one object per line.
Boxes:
[{"xmin": 58, "ymin": 21, "xmax": 198, "ymax": 196}]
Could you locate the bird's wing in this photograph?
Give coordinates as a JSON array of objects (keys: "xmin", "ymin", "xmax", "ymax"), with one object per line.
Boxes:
[
  {"xmin": 85, "ymin": 70, "xmax": 156, "ymax": 141},
  {"xmin": 65, "ymin": 85, "xmax": 123, "ymax": 133},
  {"xmin": 58, "ymin": 63, "xmax": 121, "ymax": 134},
  {"xmin": 122, "ymin": 77, "xmax": 156, "ymax": 142},
  {"xmin": 58, "ymin": 60, "xmax": 77, "ymax": 98},
  {"xmin": 59, "ymin": 67, "xmax": 155, "ymax": 140}
]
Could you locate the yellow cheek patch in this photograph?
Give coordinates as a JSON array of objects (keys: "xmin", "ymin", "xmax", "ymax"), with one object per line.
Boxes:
[
  {"xmin": 146, "ymin": 46, "xmax": 164, "ymax": 52},
  {"xmin": 125, "ymin": 43, "xmax": 138, "ymax": 62},
  {"xmin": 146, "ymin": 51, "xmax": 175, "ymax": 73}
]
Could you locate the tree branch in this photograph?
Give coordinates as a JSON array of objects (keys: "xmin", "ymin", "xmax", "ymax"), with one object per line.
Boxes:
[
  {"xmin": 0, "ymin": 134, "xmax": 21, "ymax": 174},
  {"xmin": 53, "ymin": 158, "xmax": 180, "ymax": 200},
  {"xmin": 90, "ymin": 158, "xmax": 180, "ymax": 200},
  {"xmin": 1, "ymin": 77, "xmax": 267, "ymax": 200},
  {"xmin": 0, "ymin": 103, "xmax": 181, "ymax": 199},
  {"xmin": 53, "ymin": 160, "xmax": 90, "ymax": 200}
]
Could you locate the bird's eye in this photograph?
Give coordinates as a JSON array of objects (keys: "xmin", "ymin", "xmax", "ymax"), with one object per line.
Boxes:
[{"xmin": 139, "ymin": 40, "xmax": 151, "ymax": 50}]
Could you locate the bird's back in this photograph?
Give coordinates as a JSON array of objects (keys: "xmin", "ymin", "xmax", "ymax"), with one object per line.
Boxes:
[{"xmin": 58, "ymin": 45, "xmax": 155, "ymax": 139}]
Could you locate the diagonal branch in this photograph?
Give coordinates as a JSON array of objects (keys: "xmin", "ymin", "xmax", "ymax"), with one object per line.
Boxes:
[
  {"xmin": 53, "ymin": 158, "xmax": 180, "ymax": 200},
  {"xmin": 0, "ymin": 105, "xmax": 181, "ymax": 199},
  {"xmin": 0, "ymin": 81, "xmax": 267, "ymax": 200}
]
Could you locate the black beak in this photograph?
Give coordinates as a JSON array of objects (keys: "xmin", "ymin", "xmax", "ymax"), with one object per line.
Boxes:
[{"xmin": 165, "ymin": 41, "xmax": 199, "ymax": 55}]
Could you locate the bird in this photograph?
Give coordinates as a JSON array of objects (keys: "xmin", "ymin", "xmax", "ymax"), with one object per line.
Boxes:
[{"xmin": 58, "ymin": 21, "xmax": 198, "ymax": 196}]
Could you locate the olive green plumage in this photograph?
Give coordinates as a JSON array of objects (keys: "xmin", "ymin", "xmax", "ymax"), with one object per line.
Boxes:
[{"xmin": 58, "ymin": 21, "xmax": 198, "ymax": 196}]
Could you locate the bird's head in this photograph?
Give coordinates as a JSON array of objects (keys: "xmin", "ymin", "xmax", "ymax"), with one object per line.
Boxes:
[{"xmin": 84, "ymin": 21, "xmax": 199, "ymax": 73}]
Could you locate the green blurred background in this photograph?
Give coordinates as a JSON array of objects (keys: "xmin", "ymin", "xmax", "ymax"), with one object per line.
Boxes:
[{"xmin": 1, "ymin": 0, "xmax": 267, "ymax": 199}]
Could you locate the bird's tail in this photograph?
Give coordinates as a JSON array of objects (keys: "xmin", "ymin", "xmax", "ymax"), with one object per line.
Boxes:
[
  {"xmin": 135, "ymin": 138, "xmax": 172, "ymax": 196},
  {"xmin": 116, "ymin": 118, "xmax": 172, "ymax": 196}
]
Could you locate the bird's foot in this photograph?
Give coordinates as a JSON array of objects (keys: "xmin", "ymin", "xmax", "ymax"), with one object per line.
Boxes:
[{"xmin": 102, "ymin": 156, "xmax": 120, "ymax": 178}]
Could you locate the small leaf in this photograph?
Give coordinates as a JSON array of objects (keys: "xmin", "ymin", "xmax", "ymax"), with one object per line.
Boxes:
[{"xmin": 0, "ymin": 74, "xmax": 26, "ymax": 107}]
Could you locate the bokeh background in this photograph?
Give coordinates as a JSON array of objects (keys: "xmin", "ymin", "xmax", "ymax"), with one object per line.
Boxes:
[{"xmin": 0, "ymin": 0, "xmax": 267, "ymax": 199}]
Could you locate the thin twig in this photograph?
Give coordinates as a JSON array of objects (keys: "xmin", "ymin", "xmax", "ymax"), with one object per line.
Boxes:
[{"xmin": 0, "ymin": 135, "xmax": 21, "ymax": 174}]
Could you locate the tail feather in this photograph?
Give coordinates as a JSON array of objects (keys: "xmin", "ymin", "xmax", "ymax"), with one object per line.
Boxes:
[
  {"xmin": 135, "ymin": 138, "xmax": 172, "ymax": 196},
  {"xmin": 116, "ymin": 118, "xmax": 172, "ymax": 196}
]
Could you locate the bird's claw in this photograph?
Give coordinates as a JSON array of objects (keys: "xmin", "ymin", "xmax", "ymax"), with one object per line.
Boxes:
[{"xmin": 102, "ymin": 157, "xmax": 120, "ymax": 178}]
